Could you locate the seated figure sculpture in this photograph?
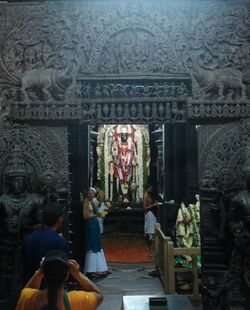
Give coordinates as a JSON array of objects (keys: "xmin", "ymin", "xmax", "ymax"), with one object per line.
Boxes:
[{"xmin": 0, "ymin": 145, "xmax": 44, "ymax": 296}]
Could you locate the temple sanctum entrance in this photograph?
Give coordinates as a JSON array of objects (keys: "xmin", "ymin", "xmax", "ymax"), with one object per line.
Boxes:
[
  {"xmin": 71, "ymin": 120, "xmax": 199, "ymax": 243},
  {"xmin": 89, "ymin": 124, "xmax": 156, "ymax": 234}
]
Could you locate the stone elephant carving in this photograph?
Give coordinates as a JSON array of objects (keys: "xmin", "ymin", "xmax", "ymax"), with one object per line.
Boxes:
[
  {"xmin": 20, "ymin": 58, "xmax": 76, "ymax": 101},
  {"xmin": 188, "ymin": 50, "xmax": 246, "ymax": 100}
]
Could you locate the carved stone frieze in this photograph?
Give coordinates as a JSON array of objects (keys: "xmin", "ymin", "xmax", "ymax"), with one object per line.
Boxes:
[
  {"xmin": 187, "ymin": 100, "xmax": 250, "ymax": 121},
  {"xmin": 8, "ymin": 98, "xmax": 250, "ymax": 124},
  {"xmin": 77, "ymin": 74, "xmax": 191, "ymax": 99},
  {"xmin": 0, "ymin": 1, "xmax": 250, "ymax": 112}
]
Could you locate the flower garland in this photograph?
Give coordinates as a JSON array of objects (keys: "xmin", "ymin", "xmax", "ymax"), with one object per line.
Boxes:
[
  {"xmin": 176, "ymin": 203, "xmax": 193, "ymax": 248},
  {"xmin": 188, "ymin": 201, "xmax": 200, "ymax": 247},
  {"xmin": 175, "ymin": 201, "xmax": 201, "ymax": 270},
  {"xmin": 136, "ymin": 126, "xmax": 144, "ymax": 201}
]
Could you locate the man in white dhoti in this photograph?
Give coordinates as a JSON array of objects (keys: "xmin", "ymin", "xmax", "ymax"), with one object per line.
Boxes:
[
  {"xmin": 92, "ymin": 184, "xmax": 107, "ymax": 234},
  {"xmin": 83, "ymin": 187, "xmax": 108, "ymax": 276}
]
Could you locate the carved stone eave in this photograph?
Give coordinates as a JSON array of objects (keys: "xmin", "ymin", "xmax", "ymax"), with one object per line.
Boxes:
[
  {"xmin": 8, "ymin": 98, "xmax": 250, "ymax": 124},
  {"xmin": 187, "ymin": 99, "xmax": 250, "ymax": 124}
]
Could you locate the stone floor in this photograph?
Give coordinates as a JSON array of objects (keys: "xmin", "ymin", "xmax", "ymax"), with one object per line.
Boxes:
[{"xmin": 92, "ymin": 263, "xmax": 203, "ymax": 310}]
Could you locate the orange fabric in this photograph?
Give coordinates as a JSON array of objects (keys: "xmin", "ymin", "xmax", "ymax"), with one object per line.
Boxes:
[{"xmin": 15, "ymin": 288, "xmax": 98, "ymax": 310}]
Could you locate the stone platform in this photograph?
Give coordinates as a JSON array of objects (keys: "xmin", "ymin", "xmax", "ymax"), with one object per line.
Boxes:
[{"xmin": 104, "ymin": 207, "xmax": 144, "ymax": 233}]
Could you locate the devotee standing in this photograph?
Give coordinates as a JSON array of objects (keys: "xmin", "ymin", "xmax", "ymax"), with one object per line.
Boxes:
[
  {"xmin": 83, "ymin": 187, "xmax": 108, "ymax": 276},
  {"xmin": 92, "ymin": 184, "xmax": 107, "ymax": 234},
  {"xmin": 22, "ymin": 202, "xmax": 70, "ymax": 283},
  {"xmin": 143, "ymin": 185, "xmax": 159, "ymax": 244}
]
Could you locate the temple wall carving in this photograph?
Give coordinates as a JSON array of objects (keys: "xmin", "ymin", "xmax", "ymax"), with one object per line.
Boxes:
[
  {"xmin": 0, "ymin": 124, "xmax": 69, "ymax": 194},
  {"xmin": 198, "ymin": 120, "xmax": 250, "ymax": 308},
  {"xmin": 198, "ymin": 121, "xmax": 250, "ymax": 191},
  {"xmin": 0, "ymin": 0, "xmax": 250, "ymax": 308},
  {"xmin": 0, "ymin": 0, "xmax": 249, "ymax": 123}
]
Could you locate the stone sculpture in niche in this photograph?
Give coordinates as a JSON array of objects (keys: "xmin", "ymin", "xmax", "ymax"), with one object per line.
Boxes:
[
  {"xmin": 207, "ymin": 169, "xmax": 250, "ymax": 309},
  {"xmin": 0, "ymin": 144, "xmax": 45, "ymax": 295},
  {"xmin": 222, "ymin": 170, "xmax": 250, "ymax": 308}
]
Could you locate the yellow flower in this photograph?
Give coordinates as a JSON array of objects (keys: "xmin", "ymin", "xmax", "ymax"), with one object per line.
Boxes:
[{"xmin": 101, "ymin": 210, "xmax": 108, "ymax": 217}]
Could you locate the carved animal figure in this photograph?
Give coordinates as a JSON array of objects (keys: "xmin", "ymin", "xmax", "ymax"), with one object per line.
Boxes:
[
  {"xmin": 20, "ymin": 59, "xmax": 75, "ymax": 101},
  {"xmin": 188, "ymin": 50, "xmax": 246, "ymax": 100}
]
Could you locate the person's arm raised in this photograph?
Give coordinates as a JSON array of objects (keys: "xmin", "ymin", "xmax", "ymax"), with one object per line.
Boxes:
[
  {"xmin": 69, "ymin": 260, "xmax": 103, "ymax": 307},
  {"xmin": 25, "ymin": 268, "xmax": 44, "ymax": 289}
]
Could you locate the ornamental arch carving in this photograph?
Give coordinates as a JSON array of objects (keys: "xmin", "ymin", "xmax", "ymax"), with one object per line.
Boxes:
[
  {"xmin": 86, "ymin": 17, "xmax": 185, "ymax": 74},
  {"xmin": 0, "ymin": 124, "xmax": 69, "ymax": 194},
  {"xmin": 198, "ymin": 121, "xmax": 249, "ymax": 191}
]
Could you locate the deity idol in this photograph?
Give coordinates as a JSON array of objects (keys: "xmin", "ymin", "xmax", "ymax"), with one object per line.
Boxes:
[
  {"xmin": 0, "ymin": 145, "xmax": 44, "ymax": 295},
  {"xmin": 112, "ymin": 125, "xmax": 135, "ymax": 201},
  {"xmin": 97, "ymin": 124, "xmax": 150, "ymax": 203}
]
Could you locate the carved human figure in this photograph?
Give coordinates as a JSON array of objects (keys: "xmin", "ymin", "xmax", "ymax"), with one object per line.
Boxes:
[
  {"xmin": 111, "ymin": 125, "xmax": 136, "ymax": 202},
  {"xmin": 225, "ymin": 170, "xmax": 250, "ymax": 306},
  {"xmin": 0, "ymin": 145, "xmax": 44, "ymax": 294},
  {"xmin": 97, "ymin": 125, "xmax": 150, "ymax": 203}
]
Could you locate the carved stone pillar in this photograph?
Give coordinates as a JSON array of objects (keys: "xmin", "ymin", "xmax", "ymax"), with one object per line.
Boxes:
[
  {"xmin": 68, "ymin": 124, "xmax": 90, "ymax": 263},
  {"xmin": 185, "ymin": 124, "xmax": 198, "ymax": 194},
  {"xmin": 164, "ymin": 124, "xmax": 175, "ymax": 201},
  {"xmin": 173, "ymin": 124, "xmax": 186, "ymax": 203},
  {"xmin": 151, "ymin": 124, "xmax": 164, "ymax": 198}
]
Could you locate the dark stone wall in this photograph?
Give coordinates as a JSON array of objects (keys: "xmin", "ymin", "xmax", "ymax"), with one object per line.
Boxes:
[{"xmin": 0, "ymin": 0, "xmax": 250, "ymax": 308}]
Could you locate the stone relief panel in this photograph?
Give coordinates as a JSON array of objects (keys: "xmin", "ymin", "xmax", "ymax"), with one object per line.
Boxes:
[
  {"xmin": 198, "ymin": 119, "xmax": 250, "ymax": 309},
  {"xmin": 77, "ymin": 76, "xmax": 191, "ymax": 100},
  {"xmin": 0, "ymin": 124, "xmax": 69, "ymax": 195},
  {"xmin": 0, "ymin": 0, "xmax": 249, "ymax": 122},
  {"xmin": 198, "ymin": 121, "xmax": 249, "ymax": 190}
]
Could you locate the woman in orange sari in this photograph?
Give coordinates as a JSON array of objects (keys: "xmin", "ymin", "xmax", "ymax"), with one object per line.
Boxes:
[{"xmin": 16, "ymin": 250, "xmax": 103, "ymax": 310}]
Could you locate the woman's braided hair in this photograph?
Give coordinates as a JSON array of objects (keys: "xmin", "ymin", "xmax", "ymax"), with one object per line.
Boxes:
[{"xmin": 41, "ymin": 250, "xmax": 70, "ymax": 310}]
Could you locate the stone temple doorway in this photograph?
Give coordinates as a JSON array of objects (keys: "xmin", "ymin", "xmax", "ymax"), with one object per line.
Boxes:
[
  {"xmin": 68, "ymin": 114, "xmax": 199, "ymax": 266},
  {"xmin": 82, "ymin": 121, "xmax": 199, "ymax": 234},
  {"xmin": 85, "ymin": 120, "xmax": 200, "ymax": 270}
]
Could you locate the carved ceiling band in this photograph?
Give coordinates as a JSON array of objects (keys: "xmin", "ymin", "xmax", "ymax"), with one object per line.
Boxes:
[
  {"xmin": 7, "ymin": 75, "xmax": 250, "ymax": 124},
  {"xmin": 9, "ymin": 100, "xmax": 250, "ymax": 124}
]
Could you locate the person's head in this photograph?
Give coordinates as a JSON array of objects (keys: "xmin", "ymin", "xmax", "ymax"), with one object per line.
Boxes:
[
  {"xmin": 43, "ymin": 202, "xmax": 64, "ymax": 230},
  {"xmin": 120, "ymin": 126, "xmax": 128, "ymax": 142},
  {"xmin": 87, "ymin": 187, "xmax": 96, "ymax": 201},
  {"xmin": 8, "ymin": 175, "xmax": 27, "ymax": 195},
  {"xmin": 5, "ymin": 144, "xmax": 29, "ymax": 194},
  {"xmin": 146, "ymin": 184, "xmax": 153, "ymax": 193},
  {"xmin": 41, "ymin": 250, "xmax": 70, "ymax": 310},
  {"xmin": 94, "ymin": 183, "xmax": 101, "ymax": 192}
]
